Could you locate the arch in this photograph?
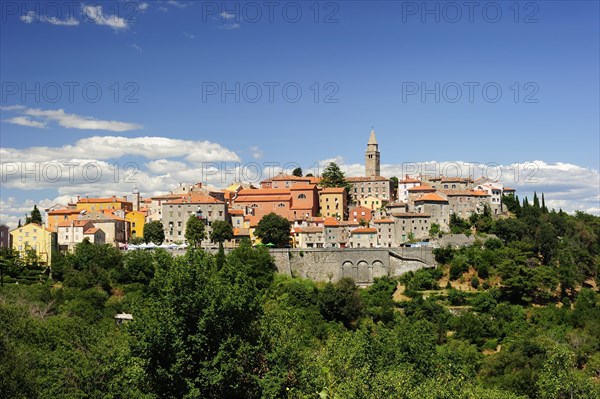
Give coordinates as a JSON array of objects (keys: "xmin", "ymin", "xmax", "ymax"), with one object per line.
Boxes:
[
  {"xmin": 341, "ymin": 260, "xmax": 354, "ymax": 279},
  {"xmin": 298, "ymin": 194, "xmax": 307, "ymax": 199}
]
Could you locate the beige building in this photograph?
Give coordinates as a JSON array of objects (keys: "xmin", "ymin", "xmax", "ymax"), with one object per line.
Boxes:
[
  {"xmin": 443, "ymin": 190, "xmax": 491, "ymax": 219},
  {"xmin": 358, "ymin": 195, "xmax": 385, "ymax": 211},
  {"xmin": 373, "ymin": 219, "xmax": 395, "ymax": 247},
  {"xmin": 413, "ymin": 192, "xmax": 450, "ymax": 232},
  {"xmin": 348, "ymin": 176, "xmax": 392, "ymax": 204},
  {"xmin": 349, "ymin": 227, "xmax": 377, "ymax": 248},
  {"xmin": 390, "ymin": 212, "xmax": 431, "ymax": 242},
  {"xmin": 78, "ymin": 211, "xmax": 128, "ymax": 246},
  {"xmin": 57, "ymin": 220, "xmax": 105, "ymax": 251}
]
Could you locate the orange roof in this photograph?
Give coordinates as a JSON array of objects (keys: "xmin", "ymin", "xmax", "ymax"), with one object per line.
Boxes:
[
  {"xmin": 289, "ymin": 184, "xmax": 317, "ymax": 190},
  {"xmin": 391, "ymin": 212, "xmax": 431, "ymax": 218},
  {"xmin": 307, "ymin": 176, "xmax": 322, "ymax": 184},
  {"xmin": 373, "ymin": 219, "xmax": 394, "ymax": 224},
  {"xmin": 351, "ymin": 227, "xmax": 377, "ymax": 234},
  {"xmin": 324, "ymin": 217, "xmax": 340, "ymax": 226},
  {"xmin": 320, "ymin": 187, "xmax": 346, "ymax": 194},
  {"xmin": 228, "ymin": 209, "xmax": 244, "ymax": 215},
  {"xmin": 408, "ymin": 185, "xmax": 434, "ymax": 192},
  {"xmin": 443, "ymin": 190, "xmax": 489, "ymax": 197},
  {"xmin": 416, "ymin": 193, "xmax": 448, "ymax": 202},
  {"xmin": 47, "ymin": 208, "xmax": 80, "ymax": 215},
  {"xmin": 78, "ymin": 197, "xmax": 131, "ymax": 204},
  {"xmin": 57, "ymin": 220, "xmax": 90, "ymax": 228},
  {"xmin": 84, "ymin": 227, "xmax": 100, "ymax": 234},
  {"xmin": 504, "ymin": 187, "xmax": 516, "ymax": 192},
  {"xmin": 346, "ymin": 176, "xmax": 389, "ymax": 182},
  {"xmin": 238, "ymin": 188, "xmax": 290, "ymax": 195},
  {"xmin": 164, "ymin": 195, "xmax": 223, "ymax": 204},
  {"xmin": 233, "ymin": 228, "xmax": 250, "ymax": 236},
  {"xmin": 399, "ymin": 176, "xmax": 421, "ymax": 183},
  {"xmin": 236, "ymin": 195, "xmax": 291, "ymax": 202}
]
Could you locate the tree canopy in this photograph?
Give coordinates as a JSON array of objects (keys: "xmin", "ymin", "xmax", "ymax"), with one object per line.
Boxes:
[{"xmin": 254, "ymin": 213, "xmax": 290, "ymax": 247}]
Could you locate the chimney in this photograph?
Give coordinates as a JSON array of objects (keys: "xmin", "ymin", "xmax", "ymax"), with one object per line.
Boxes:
[
  {"xmin": 77, "ymin": 195, "xmax": 80, "ymax": 201},
  {"xmin": 123, "ymin": 196, "xmax": 127, "ymax": 201}
]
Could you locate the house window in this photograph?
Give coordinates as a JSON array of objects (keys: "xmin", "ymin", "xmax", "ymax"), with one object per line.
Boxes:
[
  {"xmin": 298, "ymin": 194, "xmax": 307, "ymax": 199},
  {"xmin": 278, "ymin": 203, "xmax": 285, "ymax": 208}
]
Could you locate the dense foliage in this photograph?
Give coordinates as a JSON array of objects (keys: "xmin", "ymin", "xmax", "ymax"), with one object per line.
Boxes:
[{"xmin": 1, "ymin": 197, "xmax": 599, "ymax": 398}]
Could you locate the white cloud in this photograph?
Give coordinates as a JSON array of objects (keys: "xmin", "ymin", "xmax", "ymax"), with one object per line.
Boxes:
[
  {"xmin": 4, "ymin": 116, "xmax": 47, "ymax": 128},
  {"xmin": 250, "ymin": 146, "xmax": 263, "ymax": 160},
  {"xmin": 0, "ymin": 105, "xmax": 26, "ymax": 111},
  {"xmin": 20, "ymin": 11, "xmax": 79, "ymax": 26},
  {"xmin": 219, "ymin": 23, "xmax": 240, "ymax": 30},
  {"xmin": 20, "ymin": 11, "xmax": 35, "ymax": 23},
  {"xmin": 138, "ymin": 2, "xmax": 149, "ymax": 11},
  {"xmin": 158, "ymin": 7, "xmax": 168, "ymax": 12},
  {"xmin": 1, "ymin": 136, "xmax": 241, "ymax": 164},
  {"xmin": 82, "ymin": 5, "xmax": 127, "ymax": 30},
  {"xmin": 183, "ymin": 32, "xmax": 195, "ymax": 39},
  {"xmin": 167, "ymin": 1, "xmax": 187, "ymax": 8},
  {"xmin": 145, "ymin": 159, "xmax": 189, "ymax": 174},
  {"xmin": 132, "ymin": 43, "xmax": 143, "ymax": 52},
  {"xmin": 1, "ymin": 107, "xmax": 142, "ymax": 132},
  {"xmin": 220, "ymin": 11, "xmax": 235, "ymax": 20}
]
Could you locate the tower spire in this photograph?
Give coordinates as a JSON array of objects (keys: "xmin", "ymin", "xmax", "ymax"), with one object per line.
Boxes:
[{"xmin": 365, "ymin": 128, "xmax": 380, "ymax": 177}]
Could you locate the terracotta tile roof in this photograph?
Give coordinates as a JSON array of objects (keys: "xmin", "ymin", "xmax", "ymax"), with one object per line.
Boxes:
[
  {"xmin": 324, "ymin": 217, "xmax": 340, "ymax": 226},
  {"xmin": 504, "ymin": 187, "xmax": 516, "ymax": 192},
  {"xmin": 320, "ymin": 187, "xmax": 346, "ymax": 194},
  {"xmin": 398, "ymin": 176, "xmax": 421, "ymax": 183},
  {"xmin": 57, "ymin": 220, "xmax": 90, "ymax": 228},
  {"xmin": 84, "ymin": 227, "xmax": 100, "ymax": 234},
  {"xmin": 233, "ymin": 228, "xmax": 250, "ymax": 236},
  {"xmin": 289, "ymin": 184, "xmax": 317, "ymax": 190},
  {"xmin": 391, "ymin": 212, "xmax": 431, "ymax": 218},
  {"xmin": 340, "ymin": 221, "xmax": 360, "ymax": 226},
  {"xmin": 238, "ymin": 188, "xmax": 290, "ymax": 195},
  {"xmin": 228, "ymin": 209, "xmax": 244, "ymax": 215},
  {"xmin": 416, "ymin": 193, "xmax": 448, "ymax": 202},
  {"xmin": 373, "ymin": 219, "xmax": 394, "ymax": 224},
  {"xmin": 237, "ymin": 195, "xmax": 291, "ymax": 202},
  {"xmin": 442, "ymin": 190, "xmax": 489, "ymax": 197},
  {"xmin": 351, "ymin": 227, "xmax": 377, "ymax": 234},
  {"xmin": 164, "ymin": 195, "xmax": 224, "ymax": 204},
  {"xmin": 408, "ymin": 185, "xmax": 435, "ymax": 192},
  {"xmin": 308, "ymin": 176, "xmax": 322, "ymax": 184},
  {"xmin": 47, "ymin": 209, "xmax": 80, "ymax": 215},
  {"xmin": 346, "ymin": 176, "xmax": 389, "ymax": 182},
  {"xmin": 78, "ymin": 197, "xmax": 131, "ymax": 204}
]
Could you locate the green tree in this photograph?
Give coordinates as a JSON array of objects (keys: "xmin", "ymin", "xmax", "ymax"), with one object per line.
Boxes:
[
  {"xmin": 0, "ymin": 247, "xmax": 23, "ymax": 286},
  {"xmin": 25, "ymin": 205, "xmax": 43, "ymax": 225},
  {"xmin": 128, "ymin": 252, "xmax": 263, "ymax": 398},
  {"xmin": 210, "ymin": 220, "xmax": 233, "ymax": 247},
  {"xmin": 320, "ymin": 162, "xmax": 351, "ymax": 193},
  {"xmin": 143, "ymin": 221, "xmax": 165, "ymax": 245},
  {"xmin": 318, "ymin": 278, "xmax": 363, "ymax": 328},
  {"xmin": 185, "ymin": 215, "xmax": 206, "ymax": 248},
  {"xmin": 254, "ymin": 213, "xmax": 290, "ymax": 247},
  {"xmin": 292, "ymin": 167, "xmax": 303, "ymax": 177}
]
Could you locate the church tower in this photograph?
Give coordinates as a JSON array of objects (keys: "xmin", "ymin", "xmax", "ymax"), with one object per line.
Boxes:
[{"xmin": 365, "ymin": 129, "xmax": 380, "ymax": 177}]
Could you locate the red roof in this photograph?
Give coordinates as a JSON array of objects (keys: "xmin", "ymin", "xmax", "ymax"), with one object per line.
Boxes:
[
  {"xmin": 320, "ymin": 187, "xmax": 346, "ymax": 194},
  {"xmin": 351, "ymin": 227, "xmax": 377, "ymax": 234},
  {"xmin": 164, "ymin": 195, "xmax": 223, "ymax": 204},
  {"xmin": 78, "ymin": 197, "xmax": 131, "ymax": 204},
  {"xmin": 416, "ymin": 193, "xmax": 448, "ymax": 202},
  {"xmin": 47, "ymin": 208, "xmax": 80, "ymax": 215},
  {"xmin": 373, "ymin": 219, "xmax": 394, "ymax": 224},
  {"xmin": 57, "ymin": 220, "xmax": 90, "ymax": 228},
  {"xmin": 408, "ymin": 185, "xmax": 435, "ymax": 192},
  {"xmin": 84, "ymin": 227, "xmax": 100, "ymax": 234},
  {"xmin": 391, "ymin": 212, "xmax": 431, "ymax": 218},
  {"xmin": 228, "ymin": 209, "xmax": 244, "ymax": 215}
]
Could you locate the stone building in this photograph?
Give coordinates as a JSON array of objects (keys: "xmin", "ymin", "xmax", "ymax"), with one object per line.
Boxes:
[
  {"xmin": 413, "ymin": 192, "xmax": 450, "ymax": 232},
  {"xmin": 390, "ymin": 212, "xmax": 431, "ymax": 242},
  {"xmin": 161, "ymin": 195, "xmax": 228, "ymax": 245}
]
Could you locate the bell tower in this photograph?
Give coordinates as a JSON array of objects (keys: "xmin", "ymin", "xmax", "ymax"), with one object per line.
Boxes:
[{"xmin": 365, "ymin": 128, "xmax": 380, "ymax": 177}]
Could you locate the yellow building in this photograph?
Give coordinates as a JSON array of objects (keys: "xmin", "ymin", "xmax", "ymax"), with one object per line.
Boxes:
[
  {"xmin": 359, "ymin": 196, "xmax": 386, "ymax": 210},
  {"xmin": 46, "ymin": 208, "xmax": 81, "ymax": 232},
  {"xmin": 76, "ymin": 196, "xmax": 133, "ymax": 212},
  {"xmin": 319, "ymin": 187, "xmax": 347, "ymax": 219},
  {"xmin": 125, "ymin": 210, "xmax": 146, "ymax": 239},
  {"xmin": 10, "ymin": 223, "xmax": 55, "ymax": 266}
]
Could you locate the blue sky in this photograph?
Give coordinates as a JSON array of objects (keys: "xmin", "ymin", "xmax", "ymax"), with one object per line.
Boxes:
[{"xmin": 1, "ymin": 0, "xmax": 599, "ymax": 225}]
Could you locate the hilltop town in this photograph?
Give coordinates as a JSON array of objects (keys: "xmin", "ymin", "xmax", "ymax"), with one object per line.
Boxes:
[{"xmin": 2, "ymin": 130, "xmax": 517, "ymax": 265}]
